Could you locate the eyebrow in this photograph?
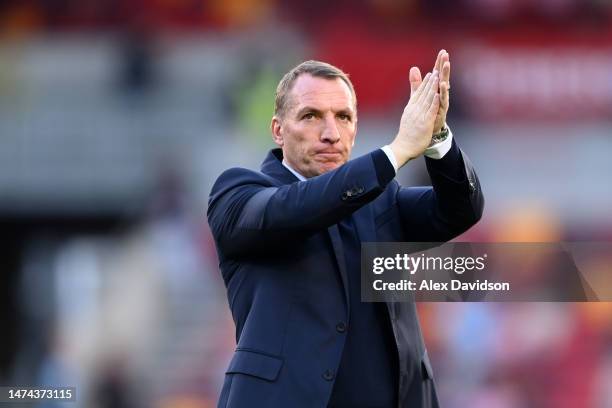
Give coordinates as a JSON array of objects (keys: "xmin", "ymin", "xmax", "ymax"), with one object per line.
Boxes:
[{"xmin": 295, "ymin": 106, "xmax": 355, "ymax": 118}]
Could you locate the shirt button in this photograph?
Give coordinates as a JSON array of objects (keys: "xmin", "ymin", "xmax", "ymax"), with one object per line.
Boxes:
[
  {"xmin": 322, "ymin": 369, "xmax": 335, "ymax": 381},
  {"xmin": 336, "ymin": 322, "xmax": 347, "ymax": 333}
]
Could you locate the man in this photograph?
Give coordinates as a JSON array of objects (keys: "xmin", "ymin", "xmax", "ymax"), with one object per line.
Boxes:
[{"xmin": 208, "ymin": 50, "xmax": 484, "ymax": 407}]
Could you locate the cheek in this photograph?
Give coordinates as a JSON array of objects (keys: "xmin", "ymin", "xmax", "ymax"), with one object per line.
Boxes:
[
  {"xmin": 289, "ymin": 136, "xmax": 314, "ymax": 164},
  {"xmin": 287, "ymin": 124, "xmax": 313, "ymax": 147},
  {"xmin": 342, "ymin": 128, "xmax": 356, "ymax": 151},
  {"xmin": 344, "ymin": 144, "xmax": 353, "ymax": 159}
]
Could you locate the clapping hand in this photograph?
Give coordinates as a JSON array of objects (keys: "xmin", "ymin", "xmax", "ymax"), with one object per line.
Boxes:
[
  {"xmin": 389, "ymin": 49, "xmax": 451, "ymax": 167},
  {"xmin": 414, "ymin": 49, "xmax": 450, "ymax": 135}
]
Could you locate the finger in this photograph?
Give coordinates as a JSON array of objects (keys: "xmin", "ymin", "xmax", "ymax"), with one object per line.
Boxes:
[
  {"xmin": 433, "ymin": 49, "xmax": 445, "ymax": 73},
  {"xmin": 413, "ymin": 72, "xmax": 431, "ymax": 106},
  {"xmin": 441, "ymin": 59, "xmax": 451, "ymax": 88},
  {"xmin": 409, "ymin": 66, "xmax": 422, "ymax": 96},
  {"xmin": 422, "ymin": 70, "xmax": 439, "ymax": 109},
  {"xmin": 427, "ymin": 94, "xmax": 440, "ymax": 121},
  {"xmin": 417, "ymin": 71, "xmax": 437, "ymax": 110},
  {"xmin": 411, "ymin": 72, "xmax": 431, "ymax": 102},
  {"xmin": 417, "ymin": 70, "xmax": 438, "ymax": 107},
  {"xmin": 439, "ymin": 80, "xmax": 449, "ymax": 112},
  {"xmin": 415, "ymin": 80, "xmax": 437, "ymax": 120}
]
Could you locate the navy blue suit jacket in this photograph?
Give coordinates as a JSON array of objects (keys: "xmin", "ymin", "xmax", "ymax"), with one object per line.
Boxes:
[{"xmin": 207, "ymin": 140, "xmax": 484, "ymax": 408}]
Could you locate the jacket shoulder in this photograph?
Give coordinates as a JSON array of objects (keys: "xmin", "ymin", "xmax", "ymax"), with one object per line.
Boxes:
[{"xmin": 209, "ymin": 167, "xmax": 278, "ymax": 204}]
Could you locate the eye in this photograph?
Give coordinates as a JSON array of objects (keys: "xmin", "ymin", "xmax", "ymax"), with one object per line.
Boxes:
[
  {"xmin": 337, "ymin": 114, "xmax": 351, "ymax": 122},
  {"xmin": 302, "ymin": 112, "xmax": 316, "ymax": 120}
]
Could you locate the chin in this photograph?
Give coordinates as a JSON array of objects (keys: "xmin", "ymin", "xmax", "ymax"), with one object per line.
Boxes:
[{"xmin": 316, "ymin": 162, "xmax": 341, "ymax": 175}]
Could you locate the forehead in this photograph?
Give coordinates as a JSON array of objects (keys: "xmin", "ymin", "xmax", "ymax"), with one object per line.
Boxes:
[{"xmin": 287, "ymin": 74, "xmax": 355, "ymax": 112}]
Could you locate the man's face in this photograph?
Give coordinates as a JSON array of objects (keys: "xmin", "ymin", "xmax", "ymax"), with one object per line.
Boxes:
[{"xmin": 271, "ymin": 74, "xmax": 357, "ymax": 178}]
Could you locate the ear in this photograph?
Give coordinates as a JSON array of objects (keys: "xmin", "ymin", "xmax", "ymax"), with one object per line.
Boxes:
[{"xmin": 271, "ymin": 116, "xmax": 284, "ymax": 147}]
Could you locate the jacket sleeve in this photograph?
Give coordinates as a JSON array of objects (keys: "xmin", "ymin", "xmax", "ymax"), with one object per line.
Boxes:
[
  {"xmin": 397, "ymin": 139, "xmax": 484, "ymax": 242},
  {"xmin": 207, "ymin": 149, "xmax": 396, "ymax": 257}
]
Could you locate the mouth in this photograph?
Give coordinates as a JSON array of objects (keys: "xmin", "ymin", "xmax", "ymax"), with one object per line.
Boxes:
[{"xmin": 315, "ymin": 151, "xmax": 342, "ymax": 158}]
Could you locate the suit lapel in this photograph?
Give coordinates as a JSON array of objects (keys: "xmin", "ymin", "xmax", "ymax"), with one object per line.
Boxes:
[
  {"xmin": 327, "ymin": 225, "xmax": 350, "ymax": 312},
  {"xmin": 354, "ymin": 204, "xmax": 402, "ymax": 306},
  {"xmin": 329, "ymin": 187, "xmax": 378, "ymax": 314},
  {"xmin": 353, "ymin": 204, "xmax": 376, "ymax": 245},
  {"xmin": 352, "ymin": 205, "xmax": 380, "ymax": 304},
  {"xmin": 327, "ymin": 190, "xmax": 379, "ymax": 314}
]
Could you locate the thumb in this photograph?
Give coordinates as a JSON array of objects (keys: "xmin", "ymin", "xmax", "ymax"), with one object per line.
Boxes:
[{"xmin": 409, "ymin": 66, "xmax": 422, "ymax": 96}]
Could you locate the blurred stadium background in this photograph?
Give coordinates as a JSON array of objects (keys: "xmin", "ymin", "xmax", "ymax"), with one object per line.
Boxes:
[{"xmin": 1, "ymin": 0, "xmax": 612, "ymax": 407}]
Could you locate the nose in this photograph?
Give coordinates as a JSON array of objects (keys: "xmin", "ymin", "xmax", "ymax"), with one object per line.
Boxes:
[{"xmin": 320, "ymin": 115, "xmax": 340, "ymax": 144}]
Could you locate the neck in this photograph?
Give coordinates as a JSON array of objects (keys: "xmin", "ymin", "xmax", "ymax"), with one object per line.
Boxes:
[{"xmin": 281, "ymin": 159, "xmax": 307, "ymax": 181}]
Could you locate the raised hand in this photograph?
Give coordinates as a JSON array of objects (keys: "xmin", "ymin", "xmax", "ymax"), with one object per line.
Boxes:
[
  {"xmin": 389, "ymin": 68, "xmax": 440, "ymax": 167},
  {"xmin": 432, "ymin": 50, "xmax": 450, "ymax": 134},
  {"xmin": 408, "ymin": 50, "xmax": 451, "ymax": 134}
]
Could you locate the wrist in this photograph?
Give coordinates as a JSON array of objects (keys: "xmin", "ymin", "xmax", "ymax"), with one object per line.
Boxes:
[
  {"xmin": 429, "ymin": 124, "xmax": 450, "ymax": 147},
  {"xmin": 389, "ymin": 139, "xmax": 417, "ymax": 168}
]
